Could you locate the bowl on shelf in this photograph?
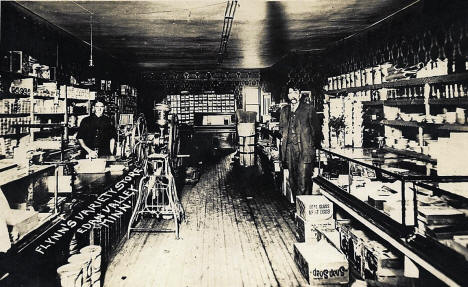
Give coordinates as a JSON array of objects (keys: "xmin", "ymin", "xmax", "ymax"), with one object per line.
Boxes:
[
  {"xmin": 456, "ymin": 108, "xmax": 466, "ymax": 125},
  {"xmin": 408, "ymin": 141, "xmax": 419, "ymax": 149},
  {"xmin": 433, "ymin": 115, "xmax": 444, "ymax": 124},
  {"xmin": 411, "ymin": 114, "xmax": 425, "ymax": 122},
  {"xmin": 445, "ymin": 112, "xmax": 457, "ymax": 124},
  {"xmin": 399, "ymin": 113, "xmax": 412, "ymax": 121}
]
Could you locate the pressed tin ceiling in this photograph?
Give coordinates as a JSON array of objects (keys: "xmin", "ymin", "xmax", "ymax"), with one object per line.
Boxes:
[{"xmin": 16, "ymin": 0, "xmax": 410, "ymax": 71}]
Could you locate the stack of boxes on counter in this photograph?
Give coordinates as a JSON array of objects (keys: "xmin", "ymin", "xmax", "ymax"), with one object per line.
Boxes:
[
  {"xmin": 164, "ymin": 92, "xmax": 235, "ymax": 125},
  {"xmin": 293, "ymin": 194, "xmax": 349, "ymax": 286}
]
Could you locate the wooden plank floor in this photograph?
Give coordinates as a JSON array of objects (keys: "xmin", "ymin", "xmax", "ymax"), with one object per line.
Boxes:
[{"xmin": 104, "ymin": 153, "xmax": 308, "ymax": 287}]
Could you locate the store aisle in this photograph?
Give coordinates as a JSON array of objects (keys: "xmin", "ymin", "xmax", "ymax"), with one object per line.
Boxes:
[{"xmin": 104, "ymin": 153, "xmax": 307, "ymax": 287}]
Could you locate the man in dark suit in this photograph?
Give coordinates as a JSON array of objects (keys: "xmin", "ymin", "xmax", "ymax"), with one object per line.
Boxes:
[
  {"xmin": 280, "ymin": 88, "xmax": 321, "ymax": 198},
  {"xmin": 77, "ymin": 101, "xmax": 117, "ymax": 158}
]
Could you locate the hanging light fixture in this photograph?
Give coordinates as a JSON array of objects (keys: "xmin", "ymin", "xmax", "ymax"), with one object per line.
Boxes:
[{"xmin": 89, "ymin": 14, "xmax": 94, "ymax": 67}]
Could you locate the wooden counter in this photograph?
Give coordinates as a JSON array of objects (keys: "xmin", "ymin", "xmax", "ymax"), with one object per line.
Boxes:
[{"xmin": 0, "ymin": 164, "xmax": 144, "ymax": 287}]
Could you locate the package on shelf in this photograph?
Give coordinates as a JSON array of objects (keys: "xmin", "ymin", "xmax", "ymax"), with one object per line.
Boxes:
[
  {"xmin": 434, "ymin": 133, "xmax": 468, "ymax": 176},
  {"xmin": 418, "ymin": 206, "xmax": 464, "ymax": 226},
  {"xmin": 416, "ymin": 59, "xmax": 448, "ymax": 78},
  {"xmin": 7, "ymin": 51, "xmax": 33, "ymax": 75},
  {"xmin": 368, "ymin": 192, "xmax": 393, "ymax": 210},
  {"xmin": 382, "ymin": 197, "xmax": 415, "ymax": 226},
  {"xmin": 9, "ymin": 78, "xmax": 33, "ymax": 96},
  {"xmin": 33, "ymin": 99, "xmax": 65, "ymax": 113},
  {"xmin": 37, "ymin": 82, "xmax": 57, "ymax": 98},
  {"xmin": 31, "ymin": 64, "xmax": 51, "ymax": 80},
  {"xmin": 61, "ymin": 85, "xmax": 90, "ymax": 100}
]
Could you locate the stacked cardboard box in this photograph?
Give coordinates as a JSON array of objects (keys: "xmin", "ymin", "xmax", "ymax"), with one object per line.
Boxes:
[
  {"xmin": 293, "ymin": 195, "xmax": 348, "ymax": 286},
  {"xmin": 294, "ymin": 241, "xmax": 349, "ymax": 286},
  {"xmin": 295, "ymin": 195, "xmax": 335, "ymax": 241}
]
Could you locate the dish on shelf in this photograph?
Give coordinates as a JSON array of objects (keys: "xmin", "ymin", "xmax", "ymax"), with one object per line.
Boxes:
[
  {"xmin": 411, "ymin": 114, "xmax": 425, "ymax": 122},
  {"xmin": 445, "ymin": 112, "xmax": 457, "ymax": 124},
  {"xmin": 408, "ymin": 141, "xmax": 419, "ymax": 149},
  {"xmin": 399, "ymin": 113, "xmax": 412, "ymax": 121},
  {"xmin": 432, "ymin": 115, "xmax": 444, "ymax": 124}
]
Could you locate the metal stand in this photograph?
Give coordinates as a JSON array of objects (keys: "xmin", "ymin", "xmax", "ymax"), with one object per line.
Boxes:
[{"xmin": 127, "ymin": 153, "xmax": 184, "ymax": 239}]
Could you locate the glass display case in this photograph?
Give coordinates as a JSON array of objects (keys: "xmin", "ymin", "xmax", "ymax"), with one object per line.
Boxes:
[{"xmin": 314, "ymin": 147, "xmax": 468, "ymax": 286}]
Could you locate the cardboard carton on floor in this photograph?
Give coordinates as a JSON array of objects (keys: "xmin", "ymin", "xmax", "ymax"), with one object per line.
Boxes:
[
  {"xmin": 362, "ymin": 240, "xmax": 404, "ymax": 284},
  {"xmin": 296, "ymin": 195, "xmax": 333, "ymax": 222},
  {"xmin": 338, "ymin": 222, "xmax": 352, "ymax": 256},
  {"xmin": 348, "ymin": 229, "xmax": 369, "ymax": 276},
  {"xmin": 294, "ymin": 241, "xmax": 349, "ymax": 286},
  {"xmin": 294, "ymin": 213, "xmax": 335, "ymax": 243}
]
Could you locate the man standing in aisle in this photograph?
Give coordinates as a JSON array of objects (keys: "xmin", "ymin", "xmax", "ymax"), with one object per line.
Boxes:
[
  {"xmin": 280, "ymin": 88, "xmax": 321, "ymax": 200},
  {"xmin": 77, "ymin": 101, "xmax": 117, "ymax": 158}
]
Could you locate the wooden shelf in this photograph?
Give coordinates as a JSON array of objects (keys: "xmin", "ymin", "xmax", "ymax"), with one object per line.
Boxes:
[
  {"xmin": 67, "ymin": 98, "xmax": 91, "ymax": 102},
  {"xmin": 383, "ymin": 147, "xmax": 436, "ymax": 163},
  {"xmin": 0, "ymin": 92, "xmax": 30, "ymax": 98},
  {"xmin": 0, "ymin": 113, "xmax": 29, "ymax": 116},
  {"xmin": 34, "ymin": 113, "xmax": 65, "ymax": 116},
  {"xmin": 381, "ymin": 119, "xmax": 421, "ymax": 128},
  {"xmin": 0, "ymin": 132, "xmax": 29, "ymax": 137},
  {"xmin": 0, "ymin": 70, "xmax": 55, "ymax": 82},
  {"xmin": 429, "ymin": 98, "xmax": 468, "ymax": 105},
  {"xmin": 363, "ymin": 97, "xmax": 468, "ymax": 106},
  {"xmin": 437, "ymin": 123, "xmax": 468, "ymax": 131},
  {"xmin": 12, "ymin": 123, "xmax": 64, "ymax": 128},
  {"xmin": 385, "ymin": 98, "xmax": 425, "ymax": 106},
  {"xmin": 327, "ymin": 72, "xmax": 468, "ymax": 95},
  {"xmin": 362, "ymin": 100, "xmax": 384, "ymax": 106},
  {"xmin": 379, "ymin": 120, "xmax": 468, "ymax": 132},
  {"xmin": 0, "ymin": 164, "xmax": 54, "ymax": 186},
  {"xmin": 34, "ymin": 95, "xmax": 58, "ymax": 100}
]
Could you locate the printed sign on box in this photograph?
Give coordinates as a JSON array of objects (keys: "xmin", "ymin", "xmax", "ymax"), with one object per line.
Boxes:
[
  {"xmin": 296, "ymin": 195, "xmax": 333, "ymax": 222},
  {"xmin": 295, "ymin": 213, "xmax": 335, "ymax": 243},
  {"xmin": 294, "ymin": 242, "xmax": 349, "ymax": 285}
]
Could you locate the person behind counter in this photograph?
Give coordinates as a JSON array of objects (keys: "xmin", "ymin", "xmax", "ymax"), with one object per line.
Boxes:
[
  {"xmin": 77, "ymin": 101, "xmax": 117, "ymax": 158},
  {"xmin": 280, "ymin": 88, "xmax": 321, "ymax": 200}
]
